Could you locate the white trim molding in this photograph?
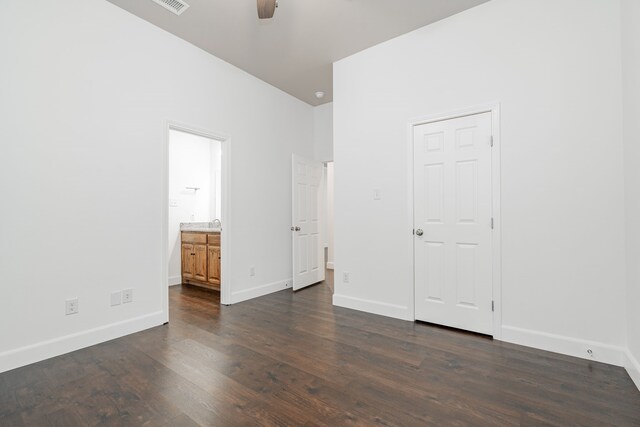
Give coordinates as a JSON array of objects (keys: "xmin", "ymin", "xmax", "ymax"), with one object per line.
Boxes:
[
  {"xmin": 625, "ymin": 349, "xmax": 640, "ymax": 391},
  {"xmin": 0, "ymin": 311, "xmax": 164, "ymax": 374},
  {"xmin": 333, "ymin": 294, "xmax": 412, "ymax": 321},
  {"xmin": 168, "ymin": 275, "xmax": 182, "ymax": 286},
  {"xmin": 501, "ymin": 325, "xmax": 626, "ymax": 367},
  {"xmin": 231, "ymin": 279, "xmax": 292, "ymax": 304}
]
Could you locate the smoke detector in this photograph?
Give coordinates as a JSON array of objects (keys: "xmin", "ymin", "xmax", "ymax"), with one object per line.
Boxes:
[{"xmin": 150, "ymin": 0, "xmax": 190, "ymax": 16}]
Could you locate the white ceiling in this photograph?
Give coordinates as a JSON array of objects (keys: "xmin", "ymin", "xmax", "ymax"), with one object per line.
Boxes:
[{"xmin": 106, "ymin": 0, "xmax": 489, "ymax": 105}]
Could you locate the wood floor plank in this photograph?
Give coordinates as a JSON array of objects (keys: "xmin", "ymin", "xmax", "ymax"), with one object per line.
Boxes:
[{"xmin": 1, "ymin": 282, "xmax": 639, "ymax": 426}]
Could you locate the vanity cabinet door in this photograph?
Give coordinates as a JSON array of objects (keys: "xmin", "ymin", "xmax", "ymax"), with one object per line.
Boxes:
[
  {"xmin": 207, "ymin": 246, "xmax": 221, "ymax": 284},
  {"xmin": 194, "ymin": 244, "xmax": 207, "ymax": 282},
  {"xmin": 182, "ymin": 243, "xmax": 195, "ymax": 279}
]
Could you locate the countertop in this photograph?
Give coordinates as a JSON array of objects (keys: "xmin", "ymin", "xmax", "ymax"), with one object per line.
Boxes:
[{"xmin": 180, "ymin": 222, "xmax": 221, "ymax": 233}]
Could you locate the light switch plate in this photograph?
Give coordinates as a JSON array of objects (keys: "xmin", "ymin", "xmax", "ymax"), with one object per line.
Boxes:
[
  {"xmin": 111, "ymin": 291, "xmax": 122, "ymax": 306},
  {"xmin": 373, "ymin": 189, "xmax": 382, "ymax": 200}
]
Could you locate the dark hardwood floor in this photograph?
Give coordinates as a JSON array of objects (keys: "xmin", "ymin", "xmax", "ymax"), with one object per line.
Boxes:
[{"xmin": 1, "ymin": 282, "xmax": 639, "ymax": 426}]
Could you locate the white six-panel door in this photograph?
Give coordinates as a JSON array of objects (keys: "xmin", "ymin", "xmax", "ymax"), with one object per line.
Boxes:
[
  {"xmin": 413, "ymin": 112, "xmax": 493, "ymax": 335},
  {"xmin": 292, "ymin": 154, "xmax": 325, "ymax": 291}
]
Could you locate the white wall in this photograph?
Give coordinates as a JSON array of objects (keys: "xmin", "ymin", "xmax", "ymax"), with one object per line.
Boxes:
[
  {"xmin": 314, "ymin": 102, "xmax": 334, "ymax": 162},
  {"xmin": 622, "ymin": 0, "xmax": 640, "ymax": 388},
  {"xmin": 333, "ymin": 0, "xmax": 627, "ymax": 365},
  {"xmin": 314, "ymin": 102, "xmax": 334, "ymax": 266},
  {"xmin": 168, "ymin": 130, "xmax": 220, "ymax": 286},
  {"xmin": 326, "ymin": 162, "xmax": 335, "ymax": 269},
  {"xmin": 211, "ymin": 142, "xmax": 222, "ymax": 221},
  {"xmin": 0, "ymin": 0, "xmax": 313, "ymax": 372}
]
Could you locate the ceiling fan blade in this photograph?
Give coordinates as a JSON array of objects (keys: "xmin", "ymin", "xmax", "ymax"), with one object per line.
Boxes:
[{"xmin": 257, "ymin": 0, "xmax": 277, "ymax": 19}]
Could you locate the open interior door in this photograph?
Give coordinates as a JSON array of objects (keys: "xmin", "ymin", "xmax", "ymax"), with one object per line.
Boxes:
[{"xmin": 292, "ymin": 154, "xmax": 325, "ymax": 291}]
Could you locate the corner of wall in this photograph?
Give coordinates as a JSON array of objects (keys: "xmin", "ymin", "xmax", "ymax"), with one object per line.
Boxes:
[
  {"xmin": 621, "ymin": 0, "xmax": 640, "ymax": 393},
  {"xmin": 333, "ymin": 294, "xmax": 413, "ymax": 321},
  {"xmin": 168, "ymin": 276, "xmax": 182, "ymax": 286},
  {"xmin": 625, "ymin": 349, "xmax": 640, "ymax": 391},
  {"xmin": 231, "ymin": 278, "xmax": 292, "ymax": 304}
]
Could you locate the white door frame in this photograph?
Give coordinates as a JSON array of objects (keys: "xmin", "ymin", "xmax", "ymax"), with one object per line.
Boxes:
[
  {"xmin": 161, "ymin": 120, "xmax": 232, "ymax": 323},
  {"xmin": 408, "ymin": 103, "xmax": 502, "ymax": 339}
]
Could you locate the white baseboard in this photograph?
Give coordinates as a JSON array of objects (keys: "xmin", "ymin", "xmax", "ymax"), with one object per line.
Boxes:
[
  {"xmin": 168, "ymin": 275, "xmax": 182, "ymax": 286},
  {"xmin": 0, "ymin": 311, "xmax": 164, "ymax": 374},
  {"xmin": 333, "ymin": 294, "xmax": 412, "ymax": 321},
  {"xmin": 625, "ymin": 349, "xmax": 640, "ymax": 391},
  {"xmin": 500, "ymin": 325, "xmax": 625, "ymax": 367},
  {"xmin": 326, "ymin": 262, "xmax": 334, "ymax": 270},
  {"xmin": 231, "ymin": 278, "xmax": 291, "ymax": 304}
]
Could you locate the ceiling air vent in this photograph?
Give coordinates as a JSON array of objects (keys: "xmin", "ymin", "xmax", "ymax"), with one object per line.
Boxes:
[{"xmin": 150, "ymin": 0, "xmax": 190, "ymax": 16}]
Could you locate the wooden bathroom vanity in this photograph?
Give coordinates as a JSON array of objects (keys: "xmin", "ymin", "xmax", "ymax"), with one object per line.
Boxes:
[{"xmin": 181, "ymin": 230, "xmax": 221, "ymax": 291}]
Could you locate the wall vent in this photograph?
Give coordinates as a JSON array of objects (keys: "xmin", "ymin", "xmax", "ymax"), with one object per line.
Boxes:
[{"xmin": 150, "ymin": 0, "xmax": 190, "ymax": 16}]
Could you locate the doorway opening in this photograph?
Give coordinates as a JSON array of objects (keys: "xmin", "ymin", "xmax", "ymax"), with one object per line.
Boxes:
[
  {"xmin": 290, "ymin": 155, "xmax": 335, "ymax": 293},
  {"xmin": 324, "ymin": 161, "xmax": 335, "ymax": 292},
  {"xmin": 162, "ymin": 123, "xmax": 231, "ymax": 323}
]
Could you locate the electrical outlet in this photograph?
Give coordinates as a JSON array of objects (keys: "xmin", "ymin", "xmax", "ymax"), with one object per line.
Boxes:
[
  {"xmin": 373, "ymin": 189, "xmax": 382, "ymax": 200},
  {"xmin": 249, "ymin": 266, "xmax": 255, "ymax": 277},
  {"xmin": 110, "ymin": 291, "xmax": 122, "ymax": 306},
  {"xmin": 65, "ymin": 298, "xmax": 79, "ymax": 315},
  {"xmin": 343, "ymin": 272, "xmax": 350, "ymax": 283},
  {"xmin": 122, "ymin": 289, "xmax": 133, "ymax": 304}
]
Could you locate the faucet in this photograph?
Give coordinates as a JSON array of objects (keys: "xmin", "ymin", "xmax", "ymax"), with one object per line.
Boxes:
[{"xmin": 212, "ymin": 219, "xmax": 221, "ymax": 229}]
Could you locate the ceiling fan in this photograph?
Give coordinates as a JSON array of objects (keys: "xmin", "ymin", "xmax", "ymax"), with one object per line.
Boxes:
[{"xmin": 257, "ymin": 0, "xmax": 278, "ymax": 19}]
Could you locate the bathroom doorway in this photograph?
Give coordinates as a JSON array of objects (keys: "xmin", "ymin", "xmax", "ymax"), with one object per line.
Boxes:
[{"xmin": 162, "ymin": 123, "xmax": 231, "ymax": 322}]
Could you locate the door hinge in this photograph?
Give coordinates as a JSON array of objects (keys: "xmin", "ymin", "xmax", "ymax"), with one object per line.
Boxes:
[
  {"xmin": 492, "ymin": 300, "xmax": 495, "ymax": 312},
  {"xmin": 491, "ymin": 217, "xmax": 494, "ymax": 229},
  {"xmin": 490, "ymin": 136, "xmax": 494, "ymax": 147}
]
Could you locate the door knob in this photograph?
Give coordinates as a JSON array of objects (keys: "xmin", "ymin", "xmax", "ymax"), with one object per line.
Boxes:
[
  {"xmin": 415, "ymin": 229, "xmax": 424, "ymax": 236},
  {"xmin": 295, "ymin": 226, "xmax": 301, "ymax": 231}
]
